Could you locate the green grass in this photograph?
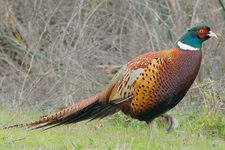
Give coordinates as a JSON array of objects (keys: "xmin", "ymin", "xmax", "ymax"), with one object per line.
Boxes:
[{"xmin": 0, "ymin": 110, "xmax": 224, "ymax": 150}]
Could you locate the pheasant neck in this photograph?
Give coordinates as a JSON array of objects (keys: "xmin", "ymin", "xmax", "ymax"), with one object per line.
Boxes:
[{"xmin": 177, "ymin": 41, "xmax": 200, "ymax": 51}]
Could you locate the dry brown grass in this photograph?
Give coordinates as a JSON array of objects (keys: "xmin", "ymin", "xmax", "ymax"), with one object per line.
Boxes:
[{"xmin": 0, "ymin": 0, "xmax": 224, "ymax": 117}]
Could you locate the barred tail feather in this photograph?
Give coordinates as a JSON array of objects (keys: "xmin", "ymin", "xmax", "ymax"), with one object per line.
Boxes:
[{"xmin": 4, "ymin": 93, "xmax": 119, "ymax": 130}]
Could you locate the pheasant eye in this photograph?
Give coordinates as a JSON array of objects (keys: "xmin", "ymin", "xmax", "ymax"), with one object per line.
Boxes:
[{"xmin": 199, "ymin": 29, "xmax": 204, "ymax": 33}]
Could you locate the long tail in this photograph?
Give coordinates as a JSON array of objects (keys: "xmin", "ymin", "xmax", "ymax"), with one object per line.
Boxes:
[{"xmin": 3, "ymin": 93, "xmax": 119, "ymax": 130}]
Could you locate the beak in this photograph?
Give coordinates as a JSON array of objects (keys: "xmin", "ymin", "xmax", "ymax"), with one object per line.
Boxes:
[{"xmin": 208, "ymin": 31, "xmax": 218, "ymax": 39}]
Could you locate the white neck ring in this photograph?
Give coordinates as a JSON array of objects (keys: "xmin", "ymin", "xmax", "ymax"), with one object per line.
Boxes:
[{"xmin": 177, "ymin": 41, "xmax": 200, "ymax": 51}]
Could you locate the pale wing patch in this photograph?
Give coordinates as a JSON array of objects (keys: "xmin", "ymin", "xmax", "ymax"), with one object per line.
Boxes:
[{"xmin": 108, "ymin": 67, "xmax": 143, "ymax": 103}]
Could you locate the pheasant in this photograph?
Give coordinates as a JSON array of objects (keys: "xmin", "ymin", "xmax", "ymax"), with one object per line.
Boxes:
[{"xmin": 3, "ymin": 26, "xmax": 217, "ymax": 140}]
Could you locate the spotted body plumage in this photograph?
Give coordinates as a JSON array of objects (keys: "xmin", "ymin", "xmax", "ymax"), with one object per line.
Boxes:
[
  {"xmin": 3, "ymin": 26, "xmax": 217, "ymax": 141},
  {"xmin": 103, "ymin": 48, "xmax": 202, "ymax": 123}
]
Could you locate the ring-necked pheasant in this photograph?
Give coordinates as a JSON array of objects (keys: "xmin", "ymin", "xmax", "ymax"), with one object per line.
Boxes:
[{"xmin": 3, "ymin": 26, "xmax": 217, "ymax": 140}]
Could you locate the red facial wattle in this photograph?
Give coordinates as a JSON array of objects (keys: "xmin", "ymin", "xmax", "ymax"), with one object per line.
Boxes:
[{"xmin": 196, "ymin": 28, "xmax": 209, "ymax": 38}]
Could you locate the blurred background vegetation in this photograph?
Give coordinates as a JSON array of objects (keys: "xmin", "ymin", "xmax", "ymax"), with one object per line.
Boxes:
[{"xmin": 0, "ymin": 0, "xmax": 224, "ymax": 139}]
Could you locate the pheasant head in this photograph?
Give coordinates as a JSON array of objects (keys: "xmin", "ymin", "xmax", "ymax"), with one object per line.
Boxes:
[{"xmin": 177, "ymin": 26, "xmax": 217, "ymax": 51}]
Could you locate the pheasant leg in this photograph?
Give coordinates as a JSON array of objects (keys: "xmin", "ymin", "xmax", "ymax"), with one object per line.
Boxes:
[{"xmin": 161, "ymin": 114, "xmax": 174, "ymax": 133}]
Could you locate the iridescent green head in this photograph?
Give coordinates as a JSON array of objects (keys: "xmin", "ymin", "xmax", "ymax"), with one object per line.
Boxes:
[{"xmin": 177, "ymin": 26, "xmax": 217, "ymax": 51}]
